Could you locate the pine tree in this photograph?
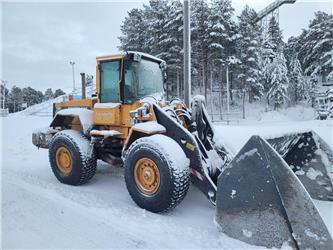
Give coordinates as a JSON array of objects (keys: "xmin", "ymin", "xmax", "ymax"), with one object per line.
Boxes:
[
  {"xmin": 300, "ymin": 12, "xmax": 333, "ymax": 79},
  {"xmin": 236, "ymin": 6, "xmax": 263, "ymax": 102},
  {"xmin": 262, "ymin": 16, "xmax": 283, "ymax": 74},
  {"xmin": 191, "ymin": 0, "xmax": 210, "ymax": 97},
  {"xmin": 206, "ymin": 0, "xmax": 237, "ymax": 104},
  {"xmin": 208, "ymin": 0, "xmax": 236, "ymax": 66},
  {"xmin": 22, "ymin": 87, "xmax": 40, "ymax": 107},
  {"xmin": 267, "ymin": 16, "xmax": 283, "ymax": 52},
  {"xmin": 119, "ymin": 8, "xmax": 148, "ymax": 52},
  {"xmin": 261, "ymin": 14, "xmax": 290, "ymax": 107},
  {"xmin": 54, "ymin": 89, "xmax": 66, "ymax": 98},
  {"xmin": 44, "ymin": 88, "xmax": 54, "ymax": 100},
  {"xmin": 144, "ymin": 0, "xmax": 170, "ymax": 58},
  {"xmin": 36, "ymin": 91, "xmax": 44, "ymax": 103},
  {"xmin": 309, "ymin": 73, "xmax": 319, "ymax": 107},
  {"xmin": 163, "ymin": 0, "xmax": 183, "ymax": 97},
  {"xmin": 284, "ymin": 36, "xmax": 298, "ymax": 67},
  {"xmin": 119, "ymin": 0, "xmax": 182, "ymax": 98},
  {"xmin": 8, "ymin": 86, "xmax": 23, "ymax": 112},
  {"xmin": 289, "ymin": 57, "xmax": 306, "ymax": 103},
  {"xmin": 0, "ymin": 83, "xmax": 9, "ymax": 109},
  {"xmin": 267, "ymin": 52, "xmax": 289, "ymax": 109}
]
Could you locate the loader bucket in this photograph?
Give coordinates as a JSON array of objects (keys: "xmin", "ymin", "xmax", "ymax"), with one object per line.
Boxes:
[
  {"xmin": 215, "ymin": 135, "xmax": 333, "ymax": 249},
  {"xmin": 267, "ymin": 131, "xmax": 333, "ymax": 201}
]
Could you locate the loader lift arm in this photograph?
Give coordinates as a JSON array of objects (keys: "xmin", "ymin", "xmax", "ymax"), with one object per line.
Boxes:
[{"xmin": 153, "ymin": 103, "xmax": 219, "ymax": 204}]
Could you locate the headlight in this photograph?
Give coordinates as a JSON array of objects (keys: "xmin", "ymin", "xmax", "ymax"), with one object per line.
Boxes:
[{"xmin": 137, "ymin": 103, "xmax": 150, "ymax": 118}]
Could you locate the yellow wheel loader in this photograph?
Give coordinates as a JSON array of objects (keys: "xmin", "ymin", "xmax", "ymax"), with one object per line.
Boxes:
[{"xmin": 32, "ymin": 51, "xmax": 333, "ymax": 249}]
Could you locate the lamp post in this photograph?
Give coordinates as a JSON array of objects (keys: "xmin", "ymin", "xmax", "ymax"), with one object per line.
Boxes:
[
  {"xmin": 183, "ymin": 0, "xmax": 191, "ymax": 106},
  {"xmin": 221, "ymin": 61, "xmax": 231, "ymax": 118},
  {"xmin": 224, "ymin": 56, "xmax": 239, "ymax": 122},
  {"xmin": 226, "ymin": 64, "xmax": 230, "ymax": 114},
  {"xmin": 69, "ymin": 61, "xmax": 76, "ymax": 93}
]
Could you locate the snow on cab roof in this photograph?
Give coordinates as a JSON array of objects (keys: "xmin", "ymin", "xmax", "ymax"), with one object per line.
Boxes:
[
  {"xmin": 126, "ymin": 51, "xmax": 165, "ymax": 64},
  {"xmin": 96, "ymin": 51, "xmax": 165, "ymax": 64}
]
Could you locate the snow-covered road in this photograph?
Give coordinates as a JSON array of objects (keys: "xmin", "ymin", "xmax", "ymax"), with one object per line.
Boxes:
[{"xmin": 1, "ymin": 114, "xmax": 332, "ymax": 249}]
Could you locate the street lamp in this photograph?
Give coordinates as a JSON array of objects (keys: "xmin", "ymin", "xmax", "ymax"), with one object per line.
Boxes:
[
  {"xmin": 183, "ymin": 0, "xmax": 191, "ymax": 106},
  {"xmin": 223, "ymin": 56, "xmax": 241, "ymax": 122},
  {"xmin": 70, "ymin": 61, "xmax": 76, "ymax": 93},
  {"xmin": 221, "ymin": 59, "xmax": 232, "ymax": 115}
]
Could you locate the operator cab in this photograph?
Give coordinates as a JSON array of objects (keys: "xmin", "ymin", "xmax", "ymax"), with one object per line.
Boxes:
[{"xmin": 97, "ymin": 51, "xmax": 166, "ymax": 104}]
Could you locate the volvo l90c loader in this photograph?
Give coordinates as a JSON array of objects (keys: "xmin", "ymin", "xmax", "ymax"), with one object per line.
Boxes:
[{"xmin": 33, "ymin": 51, "xmax": 333, "ymax": 249}]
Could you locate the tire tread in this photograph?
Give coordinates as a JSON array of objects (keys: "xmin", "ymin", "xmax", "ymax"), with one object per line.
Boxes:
[
  {"xmin": 49, "ymin": 130, "xmax": 97, "ymax": 185},
  {"xmin": 124, "ymin": 135, "xmax": 190, "ymax": 213}
]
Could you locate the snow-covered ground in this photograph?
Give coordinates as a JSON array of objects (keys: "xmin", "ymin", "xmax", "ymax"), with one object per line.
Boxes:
[{"xmin": 1, "ymin": 108, "xmax": 332, "ymax": 249}]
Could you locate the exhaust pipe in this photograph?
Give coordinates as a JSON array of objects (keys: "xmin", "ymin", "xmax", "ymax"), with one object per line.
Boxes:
[{"xmin": 80, "ymin": 73, "xmax": 86, "ymax": 99}]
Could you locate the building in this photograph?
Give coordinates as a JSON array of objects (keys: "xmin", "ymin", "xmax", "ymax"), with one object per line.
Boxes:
[{"xmin": 315, "ymin": 82, "xmax": 333, "ymax": 119}]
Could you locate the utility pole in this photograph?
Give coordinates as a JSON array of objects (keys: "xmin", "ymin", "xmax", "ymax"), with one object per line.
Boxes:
[
  {"xmin": 183, "ymin": 0, "xmax": 191, "ymax": 107},
  {"xmin": 70, "ymin": 61, "xmax": 76, "ymax": 93}
]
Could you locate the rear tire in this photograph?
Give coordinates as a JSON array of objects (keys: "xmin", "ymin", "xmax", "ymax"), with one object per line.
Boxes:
[
  {"xmin": 124, "ymin": 134, "xmax": 190, "ymax": 213},
  {"xmin": 49, "ymin": 130, "xmax": 97, "ymax": 185}
]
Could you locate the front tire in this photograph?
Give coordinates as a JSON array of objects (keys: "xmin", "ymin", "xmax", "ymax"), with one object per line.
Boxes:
[
  {"xmin": 49, "ymin": 130, "xmax": 97, "ymax": 185},
  {"xmin": 124, "ymin": 134, "xmax": 190, "ymax": 213}
]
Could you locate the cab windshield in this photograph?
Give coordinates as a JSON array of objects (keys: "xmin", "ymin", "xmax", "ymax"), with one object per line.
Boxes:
[{"xmin": 124, "ymin": 59, "xmax": 164, "ymax": 103}]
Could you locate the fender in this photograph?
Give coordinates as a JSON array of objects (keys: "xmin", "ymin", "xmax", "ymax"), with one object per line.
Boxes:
[
  {"xmin": 123, "ymin": 121, "xmax": 166, "ymax": 152},
  {"xmin": 50, "ymin": 108, "xmax": 93, "ymax": 134}
]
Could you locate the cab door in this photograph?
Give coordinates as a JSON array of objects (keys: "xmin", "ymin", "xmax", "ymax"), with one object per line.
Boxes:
[
  {"xmin": 100, "ymin": 60, "xmax": 121, "ymax": 103},
  {"xmin": 94, "ymin": 59, "xmax": 122, "ymax": 125}
]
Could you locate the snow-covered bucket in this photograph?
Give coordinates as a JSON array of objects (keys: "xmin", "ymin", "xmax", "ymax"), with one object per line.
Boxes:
[{"xmin": 215, "ymin": 135, "xmax": 333, "ymax": 249}]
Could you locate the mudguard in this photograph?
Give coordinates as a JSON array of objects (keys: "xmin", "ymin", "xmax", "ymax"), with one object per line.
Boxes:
[
  {"xmin": 50, "ymin": 108, "xmax": 93, "ymax": 135},
  {"xmin": 215, "ymin": 135, "xmax": 333, "ymax": 249}
]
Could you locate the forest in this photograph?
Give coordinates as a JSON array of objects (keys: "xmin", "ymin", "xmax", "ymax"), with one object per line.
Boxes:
[
  {"xmin": 0, "ymin": 75, "xmax": 94, "ymax": 113},
  {"xmin": 119, "ymin": 0, "xmax": 333, "ymax": 109},
  {"xmin": 0, "ymin": 85, "xmax": 65, "ymax": 113}
]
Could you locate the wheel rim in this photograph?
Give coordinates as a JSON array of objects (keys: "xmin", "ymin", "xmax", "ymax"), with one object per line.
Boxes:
[
  {"xmin": 134, "ymin": 157, "xmax": 160, "ymax": 195},
  {"xmin": 55, "ymin": 146, "xmax": 73, "ymax": 175}
]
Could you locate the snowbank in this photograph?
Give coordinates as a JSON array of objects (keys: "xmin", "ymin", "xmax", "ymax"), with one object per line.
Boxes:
[
  {"xmin": 243, "ymin": 103, "xmax": 317, "ymax": 123},
  {"xmin": 214, "ymin": 119, "xmax": 332, "ymax": 153}
]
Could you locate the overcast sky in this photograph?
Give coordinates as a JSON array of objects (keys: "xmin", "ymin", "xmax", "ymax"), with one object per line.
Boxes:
[{"xmin": 1, "ymin": 0, "xmax": 332, "ymax": 92}]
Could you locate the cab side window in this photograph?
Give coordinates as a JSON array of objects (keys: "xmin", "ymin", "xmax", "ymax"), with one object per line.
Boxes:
[
  {"xmin": 100, "ymin": 60, "xmax": 120, "ymax": 103},
  {"xmin": 124, "ymin": 67, "xmax": 136, "ymax": 103}
]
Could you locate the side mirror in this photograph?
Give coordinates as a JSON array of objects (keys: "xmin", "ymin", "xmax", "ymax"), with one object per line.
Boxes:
[
  {"xmin": 133, "ymin": 53, "xmax": 141, "ymax": 62},
  {"xmin": 160, "ymin": 61, "xmax": 167, "ymax": 70},
  {"xmin": 163, "ymin": 80, "xmax": 167, "ymax": 92},
  {"xmin": 163, "ymin": 71, "xmax": 168, "ymax": 92}
]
